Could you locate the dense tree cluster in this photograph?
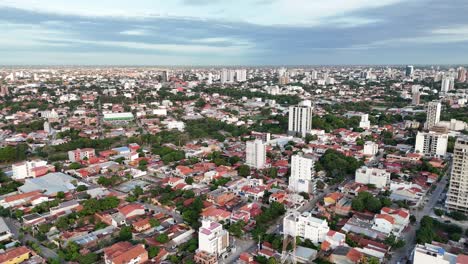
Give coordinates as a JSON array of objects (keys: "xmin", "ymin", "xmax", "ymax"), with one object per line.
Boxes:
[
  {"xmin": 312, "ymin": 115, "xmax": 360, "ymax": 132},
  {"xmin": 416, "ymin": 216, "xmax": 463, "ymax": 243},
  {"xmin": 195, "ymin": 87, "xmax": 301, "ymax": 106},
  {"xmin": 0, "ymin": 144, "xmax": 28, "ymax": 162},
  {"xmin": 80, "ymin": 196, "xmax": 120, "ymax": 215},
  {"xmin": 316, "ymin": 149, "xmax": 363, "ymax": 183},
  {"xmin": 351, "ymin": 192, "xmax": 391, "ymax": 213}
]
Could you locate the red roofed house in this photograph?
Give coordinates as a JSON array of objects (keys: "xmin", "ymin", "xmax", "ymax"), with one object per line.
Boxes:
[
  {"xmin": 371, "ymin": 214, "xmax": 395, "ymax": 236},
  {"xmin": 380, "ymin": 207, "xmax": 410, "ymax": 235},
  {"xmin": 322, "ymin": 230, "xmax": 346, "ymax": 251},
  {"xmin": 118, "ymin": 204, "xmax": 145, "ymax": 219},
  {"xmin": 0, "ymin": 246, "xmax": 34, "ymax": 263},
  {"xmin": 104, "ymin": 242, "xmax": 148, "ymax": 264}
]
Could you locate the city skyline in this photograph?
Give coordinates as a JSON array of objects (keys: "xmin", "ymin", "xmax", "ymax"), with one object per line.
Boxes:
[{"xmin": 1, "ymin": 0, "xmax": 468, "ymax": 65}]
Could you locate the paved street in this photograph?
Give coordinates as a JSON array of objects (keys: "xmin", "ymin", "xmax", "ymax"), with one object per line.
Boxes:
[
  {"xmin": 4, "ymin": 218, "xmax": 59, "ymax": 260},
  {"xmin": 390, "ymin": 173, "xmax": 449, "ymax": 264}
]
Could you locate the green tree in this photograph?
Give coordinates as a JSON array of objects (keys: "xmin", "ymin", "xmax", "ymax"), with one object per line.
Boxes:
[
  {"xmin": 149, "ymin": 218, "xmax": 160, "ymax": 228},
  {"xmin": 118, "ymin": 226, "xmax": 133, "ymax": 241},
  {"xmin": 148, "ymin": 246, "xmax": 160, "ymax": 258},
  {"xmin": 238, "ymin": 165, "xmax": 250, "ymax": 177},
  {"xmin": 156, "ymin": 233, "xmax": 169, "ymax": 243}
]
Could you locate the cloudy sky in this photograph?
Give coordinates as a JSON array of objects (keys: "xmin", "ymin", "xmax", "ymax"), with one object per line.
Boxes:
[{"xmin": 1, "ymin": 0, "xmax": 468, "ymax": 65}]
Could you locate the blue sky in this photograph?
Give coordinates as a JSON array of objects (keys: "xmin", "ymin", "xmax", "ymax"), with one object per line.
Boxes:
[{"xmin": 1, "ymin": 0, "xmax": 468, "ymax": 65}]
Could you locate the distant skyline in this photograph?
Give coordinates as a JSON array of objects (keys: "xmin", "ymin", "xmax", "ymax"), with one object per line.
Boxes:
[{"xmin": 1, "ymin": 0, "xmax": 468, "ymax": 65}]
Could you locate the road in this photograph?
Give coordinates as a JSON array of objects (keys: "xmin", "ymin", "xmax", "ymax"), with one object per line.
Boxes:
[
  {"xmin": 390, "ymin": 172, "xmax": 448, "ymax": 264},
  {"xmin": 4, "ymin": 217, "xmax": 59, "ymax": 260}
]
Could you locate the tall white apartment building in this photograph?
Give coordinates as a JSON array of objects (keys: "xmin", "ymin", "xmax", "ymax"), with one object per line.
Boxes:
[
  {"xmin": 446, "ymin": 136, "xmax": 468, "ymax": 213},
  {"xmin": 311, "ymin": 70, "xmax": 318, "ymax": 80},
  {"xmin": 288, "ymin": 100, "xmax": 313, "ymax": 137},
  {"xmin": 425, "ymin": 101, "xmax": 441, "ymax": 130},
  {"xmin": 245, "ymin": 139, "xmax": 266, "ymax": 169},
  {"xmin": 198, "ymin": 220, "xmax": 229, "ymax": 257},
  {"xmin": 415, "ymin": 131, "xmax": 448, "ymax": 158},
  {"xmin": 441, "ymin": 76, "xmax": 455, "ymax": 93},
  {"xmin": 235, "ymin": 69, "xmax": 247, "ymax": 82},
  {"xmin": 289, "ymin": 154, "xmax": 316, "ymax": 194},
  {"xmin": 12, "ymin": 160, "xmax": 48, "ymax": 180},
  {"xmin": 220, "ymin": 69, "xmax": 234, "ymax": 84},
  {"xmin": 283, "ymin": 211, "xmax": 329, "ymax": 244},
  {"xmin": 359, "ymin": 114, "xmax": 371, "ymax": 129},
  {"xmin": 363, "ymin": 141, "xmax": 379, "ymax": 156},
  {"xmin": 355, "ymin": 166, "xmax": 390, "ymax": 188}
]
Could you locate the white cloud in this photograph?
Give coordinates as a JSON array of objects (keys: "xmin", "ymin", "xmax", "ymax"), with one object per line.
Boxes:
[
  {"xmin": 350, "ymin": 24, "xmax": 468, "ymax": 49},
  {"xmin": 120, "ymin": 29, "xmax": 150, "ymax": 36},
  {"xmin": 0, "ymin": 0, "xmax": 406, "ymax": 26}
]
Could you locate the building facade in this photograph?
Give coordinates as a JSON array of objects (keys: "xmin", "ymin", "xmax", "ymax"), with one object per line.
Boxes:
[
  {"xmin": 288, "ymin": 154, "xmax": 316, "ymax": 194},
  {"xmin": 245, "ymin": 139, "xmax": 266, "ymax": 169},
  {"xmin": 425, "ymin": 101, "xmax": 441, "ymax": 130},
  {"xmin": 288, "ymin": 101, "xmax": 313, "ymax": 137},
  {"xmin": 446, "ymin": 136, "xmax": 468, "ymax": 213},
  {"xmin": 414, "ymin": 131, "xmax": 448, "ymax": 158},
  {"xmin": 283, "ymin": 211, "xmax": 330, "ymax": 244},
  {"xmin": 355, "ymin": 166, "xmax": 390, "ymax": 188},
  {"xmin": 198, "ymin": 220, "xmax": 229, "ymax": 257}
]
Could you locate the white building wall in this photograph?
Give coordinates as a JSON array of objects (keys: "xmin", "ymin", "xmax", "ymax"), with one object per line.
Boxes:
[
  {"xmin": 355, "ymin": 166, "xmax": 390, "ymax": 188},
  {"xmin": 246, "ymin": 139, "xmax": 266, "ymax": 169}
]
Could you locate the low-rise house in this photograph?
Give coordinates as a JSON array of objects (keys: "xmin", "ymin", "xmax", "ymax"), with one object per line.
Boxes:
[
  {"xmin": 103, "ymin": 242, "xmax": 148, "ymax": 264},
  {"xmin": 0, "ymin": 191, "xmax": 47, "ymax": 208},
  {"xmin": 334, "ymin": 197, "xmax": 352, "ymax": 216},
  {"xmin": 0, "ymin": 246, "xmax": 35, "ymax": 264},
  {"xmin": 118, "ymin": 204, "xmax": 145, "ymax": 219},
  {"xmin": 321, "ymin": 230, "xmax": 346, "ymax": 251},
  {"xmin": 324, "ymin": 192, "xmax": 344, "ymax": 206},
  {"xmin": 329, "ymin": 246, "xmax": 363, "ymax": 264},
  {"xmin": 0, "ymin": 218, "xmax": 13, "ymax": 242},
  {"xmin": 194, "ymin": 250, "xmax": 218, "ymax": 264},
  {"xmin": 201, "ymin": 207, "xmax": 231, "ymax": 222},
  {"xmin": 206, "ymin": 188, "xmax": 236, "ymax": 207}
]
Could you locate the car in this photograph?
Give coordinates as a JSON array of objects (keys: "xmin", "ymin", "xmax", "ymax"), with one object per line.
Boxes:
[{"xmin": 444, "ymin": 220, "xmax": 451, "ymax": 223}]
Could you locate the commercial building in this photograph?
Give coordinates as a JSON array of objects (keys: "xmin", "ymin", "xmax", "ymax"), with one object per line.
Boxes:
[
  {"xmin": 405, "ymin": 65, "xmax": 414, "ymax": 77},
  {"xmin": 446, "ymin": 136, "xmax": 468, "ymax": 213},
  {"xmin": 425, "ymin": 101, "xmax": 441, "ymax": 130},
  {"xmin": 288, "ymin": 100, "xmax": 313, "ymax": 137},
  {"xmin": 198, "ymin": 220, "xmax": 229, "ymax": 257},
  {"xmin": 414, "ymin": 131, "xmax": 448, "ymax": 158},
  {"xmin": 12, "ymin": 160, "xmax": 51, "ymax": 180},
  {"xmin": 355, "ymin": 166, "xmax": 390, "ymax": 188},
  {"xmin": 103, "ymin": 112, "xmax": 134, "ymax": 121},
  {"xmin": 18, "ymin": 172, "xmax": 77, "ymax": 196},
  {"xmin": 245, "ymin": 139, "xmax": 266, "ymax": 169},
  {"xmin": 288, "ymin": 154, "xmax": 316, "ymax": 194},
  {"xmin": 283, "ymin": 211, "xmax": 330, "ymax": 244}
]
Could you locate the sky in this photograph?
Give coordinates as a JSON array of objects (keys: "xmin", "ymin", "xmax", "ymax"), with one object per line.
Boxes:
[{"xmin": 1, "ymin": 0, "xmax": 468, "ymax": 65}]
